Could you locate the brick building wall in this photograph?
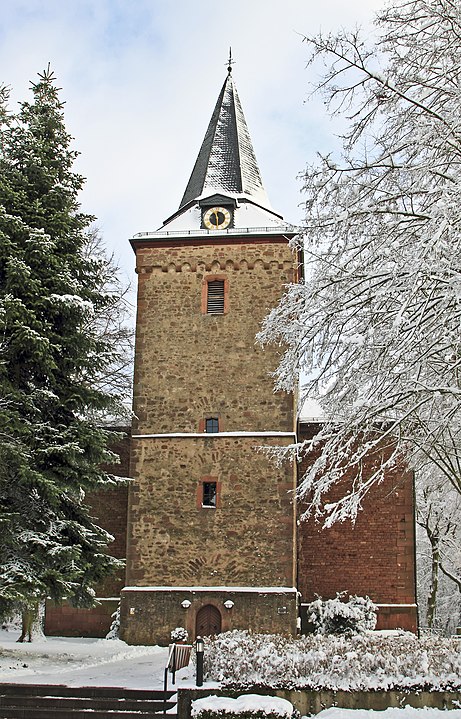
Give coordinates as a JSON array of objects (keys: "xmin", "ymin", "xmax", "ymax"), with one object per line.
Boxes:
[
  {"xmin": 45, "ymin": 429, "xmax": 130, "ymax": 637},
  {"xmin": 297, "ymin": 423, "xmax": 417, "ymax": 632},
  {"xmin": 87, "ymin": 429, "xmax": 131, "ymax": 597}
]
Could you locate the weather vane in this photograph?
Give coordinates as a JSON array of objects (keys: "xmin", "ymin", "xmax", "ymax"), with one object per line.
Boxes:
[{"xmin": 227, "ymin": 47, "xmax": 235, "ymax": 74}]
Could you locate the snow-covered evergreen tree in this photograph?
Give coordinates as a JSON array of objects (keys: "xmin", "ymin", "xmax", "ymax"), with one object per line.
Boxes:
[
  {"xmin": 258, "ymin": 0, "xmax": 461, "ymax": 526},
  {"xmin": 0, "ymin": 68, "xmax": 129, "ymax": 624}
]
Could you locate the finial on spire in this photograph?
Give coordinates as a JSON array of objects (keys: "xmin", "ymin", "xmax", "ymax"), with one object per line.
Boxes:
[{"xmin": 227, "ymin": 47, "xmax": 235, "ymax": 74}]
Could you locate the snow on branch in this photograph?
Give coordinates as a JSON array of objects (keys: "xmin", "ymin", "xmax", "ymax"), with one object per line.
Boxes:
[{"xmin": 258, "ymin": 0, "xmax": 461, "ymax": 523}]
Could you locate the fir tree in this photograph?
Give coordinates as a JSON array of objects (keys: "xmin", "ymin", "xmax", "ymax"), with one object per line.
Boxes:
[{"xmin": 0, "ymin": 67, "xmax": 128, "ymax": 630}]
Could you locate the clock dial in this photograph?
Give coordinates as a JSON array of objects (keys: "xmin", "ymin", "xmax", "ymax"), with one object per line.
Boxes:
[{"xmin": 203, "ymin": 206, "xmax": 231, "ymax": 230}]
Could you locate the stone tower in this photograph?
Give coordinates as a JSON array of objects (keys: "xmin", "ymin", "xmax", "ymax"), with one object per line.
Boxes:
[{"xmin": 120, "ymin": 67, "xmax": 300, "ymax": 645}]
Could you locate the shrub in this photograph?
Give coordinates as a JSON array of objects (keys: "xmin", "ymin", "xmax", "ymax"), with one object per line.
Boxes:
[
  {"xmin": 192, "ymin": 694, "xmax": 297, "ymax": 719},
  {"xmin": 105, "ymin": 605, "xmax": 120, "ymax": 640},
  {"xmin": 307, "ymin": 594, "xmax": 377, "ymax": 634},
  {"xmin": 171, "ymin": 626, "xmax": 189, "ymax": 642},
  {"xmin": 203, "ymin": 629, "xmax": 461, "ymax": 691}
]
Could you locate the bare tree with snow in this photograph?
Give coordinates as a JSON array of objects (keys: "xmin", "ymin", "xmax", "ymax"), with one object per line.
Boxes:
[
  {"xmin": 416, "ymin": 468, "xmax": 461, "ymax": 632},
  {"xmin": 258, "ymin": 0, "xmax": 461, "ymax": 527}
]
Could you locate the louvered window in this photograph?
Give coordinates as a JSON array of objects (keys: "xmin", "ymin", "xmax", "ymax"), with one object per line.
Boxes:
[{"xmin": 207, "ymin": 280, "xmax": 225, "ymax": 314}]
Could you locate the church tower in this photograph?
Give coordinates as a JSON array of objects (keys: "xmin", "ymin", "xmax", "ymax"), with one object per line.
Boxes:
[{"xmin": 120, "ymin": 65, "xmax": 299, "ymax": 645}]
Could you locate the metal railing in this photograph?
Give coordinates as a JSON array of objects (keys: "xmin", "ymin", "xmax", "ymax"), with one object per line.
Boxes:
[{"xmin": 132, "ymin": 225, "xmax": 298, "ymax": 240}]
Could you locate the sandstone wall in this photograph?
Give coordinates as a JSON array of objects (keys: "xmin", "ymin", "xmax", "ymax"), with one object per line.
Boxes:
[
  {"xmin": 126, "ymin": 435, "xmax": 296, "ymax": 588},
  {"xmin": 120, "ymin": 588, "xmax": 298, "ymax": 645},
  {"xmin": 127, "ymin": 236, "xmax": 297, "ymax": 593},
  {"xmin": 132, "ymin": 239, "xmax": 297, "ymax": 434}
]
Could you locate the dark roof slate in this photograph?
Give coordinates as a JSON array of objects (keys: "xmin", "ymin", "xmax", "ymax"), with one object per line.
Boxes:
[{"xmin": 179, "ymin": 72, "xmax": 270, "ymax": 210}]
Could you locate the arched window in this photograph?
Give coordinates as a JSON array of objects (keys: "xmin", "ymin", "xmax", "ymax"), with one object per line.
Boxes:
[{"xmin": 205, "ymin": 417, "xmax": 219, "ymax": 433}]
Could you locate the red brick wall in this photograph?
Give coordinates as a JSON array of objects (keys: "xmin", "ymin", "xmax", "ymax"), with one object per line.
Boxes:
[
  {"xmin": 297, "ymin": 423, "xmax": 417, "ymax": 632},
  {"xmin": 88, "ymin": 427, "xmax": 130, "ymax": 596},
  {"xmin": 45, "ymin": 429, "xmax": 130, "ymax": 637},
  {"xmin": 45, "ymin": 599, "xmax": 119, "ymax": 637}
]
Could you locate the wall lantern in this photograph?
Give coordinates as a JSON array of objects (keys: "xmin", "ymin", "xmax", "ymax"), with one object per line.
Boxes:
[
  {"xmin": 181, "ymin": 599, "xmax": 192, "ymax": 609},
  {"xmin": 223, "ymin": 600, "xmax": 234, "ymax": 610}
]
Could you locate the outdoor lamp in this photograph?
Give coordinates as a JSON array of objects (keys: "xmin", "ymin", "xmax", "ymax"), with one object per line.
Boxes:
[{"xmin": 196, "ymin": 636, "xmax": 204, "ymax": 687}]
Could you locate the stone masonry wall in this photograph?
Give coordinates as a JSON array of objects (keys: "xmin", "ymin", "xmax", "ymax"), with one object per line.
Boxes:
[
  {"xmin": 126, "ymin": 236, "xmax": 298, "ymax": 594},
  {"xmin": 126, "ymin": 435, "xmax": 296, "ymax": 588},
  {"xmin": 132, "ymin": 239, "xmax": 297, "ymax": 435},
  {"xmin": 297, "ymin": 423, "xmax": 417, "ymax": 632},
  {"xmin": 120, "ymin": 588, "xmax": 298, "ymax": 645}
]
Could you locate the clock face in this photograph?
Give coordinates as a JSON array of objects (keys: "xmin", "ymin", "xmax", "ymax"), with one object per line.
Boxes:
[{"xmin": 203, "ymin": 206, "xmax": 231, "ymax": 230}]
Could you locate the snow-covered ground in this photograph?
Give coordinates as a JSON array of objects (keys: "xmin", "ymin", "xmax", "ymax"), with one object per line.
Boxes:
[
  {"xmin": 0, "ymin": 630, "xmax": 195, "ymax": 689},
  {"xmin": 315, "ymin": 712, "xmax": 461, "ymax": 719}
]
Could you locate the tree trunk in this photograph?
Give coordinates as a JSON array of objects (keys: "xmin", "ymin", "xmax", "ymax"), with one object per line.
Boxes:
[
  {"xmin": 426, "ymin": 530, "xmax": 440, "ymax": 629},
  {"xmin": 17, "ymin": 603, "xmax": 42, "ymax": 643}
]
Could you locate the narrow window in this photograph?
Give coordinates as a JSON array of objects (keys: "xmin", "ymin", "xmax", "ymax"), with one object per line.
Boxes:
[
  {"xmin": 201, "ymin": 276, "xmax": 228, "ymax": 315},
  {"xmin": 205, "ymin": 417, "xmax": 219, "ymax": 433},
  {"xmin": 207, "ymin": 280, "xmax": 225, "ymax": 314},
  {"xmin": 202, "ymin": 481, "xmax": 217, "ymax": 508}
]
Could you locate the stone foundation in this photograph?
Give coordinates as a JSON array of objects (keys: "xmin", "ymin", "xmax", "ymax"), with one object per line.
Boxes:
[
  {"xmin": 120, "ymin": 586, "xmax": 298, "ymax": 645},
  {"xmin": 179, "ymin": 689, "xmax": 461, "ymax": 718}
]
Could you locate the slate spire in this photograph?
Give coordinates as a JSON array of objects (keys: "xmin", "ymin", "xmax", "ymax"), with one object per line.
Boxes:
[{"xmin": 179, "ymin": 69, "xmax": 271, "ymax": 211}]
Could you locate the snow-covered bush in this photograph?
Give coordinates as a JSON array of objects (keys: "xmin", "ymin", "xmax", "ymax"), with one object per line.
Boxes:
[
  {"xmin": 105, "ymin": 605, "xmax": 120, "ymax": 640},
  {"xmin": 204, "ymin": 630, "xmax": 461, "ymax": 691},
  {"xmin": 307, "ymin": 594, "xmax": 377, "ymax": 635},
  {"xmin": 171, "ymin": 626, "xmax": 188, "ymax": 642},
  {"xmin": 192, "ymin": 694, "xmax": 298, "ymax": 719}
]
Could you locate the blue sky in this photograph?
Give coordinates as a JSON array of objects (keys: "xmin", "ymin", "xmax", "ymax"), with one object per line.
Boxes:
[{"xmin": 2, "ymin": 0, "xmax": 384, "ymax": 286}]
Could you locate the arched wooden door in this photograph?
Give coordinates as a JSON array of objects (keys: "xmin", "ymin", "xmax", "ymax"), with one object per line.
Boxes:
[{"xmin": 195, "ymin": 604, "xmax": 222, "ymax": 637}]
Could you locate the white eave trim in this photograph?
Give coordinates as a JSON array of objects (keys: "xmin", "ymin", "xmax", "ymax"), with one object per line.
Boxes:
[
  {"xmin": 122, "ymin": 585, "xmax": 297, "ymax": 593},
  {"xmin": 375, "ymin": 603, "xmax": 418, "ymax": 608},
  {"xmin": 131, "ymin": 431, "xmax": 296, "ymax": 439},
  {"xmin": 300, "ymin": 602, "xmax": 417, "ymax": 608}
]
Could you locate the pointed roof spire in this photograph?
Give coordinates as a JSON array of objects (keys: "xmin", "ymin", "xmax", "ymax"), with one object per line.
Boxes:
[{"xmin": 179, "ymin": 63, "xmax": 271, "ymax": 211}]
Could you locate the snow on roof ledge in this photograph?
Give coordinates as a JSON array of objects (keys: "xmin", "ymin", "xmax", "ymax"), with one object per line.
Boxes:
[{"xmin": 299, "ymin": 398, "xmax": 324, "ymax": 422}]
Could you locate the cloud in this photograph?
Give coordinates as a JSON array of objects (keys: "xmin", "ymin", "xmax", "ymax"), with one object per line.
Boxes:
[{"xmin": 1, "ymin": 0, "xmax": 385, "ymax": 283}]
